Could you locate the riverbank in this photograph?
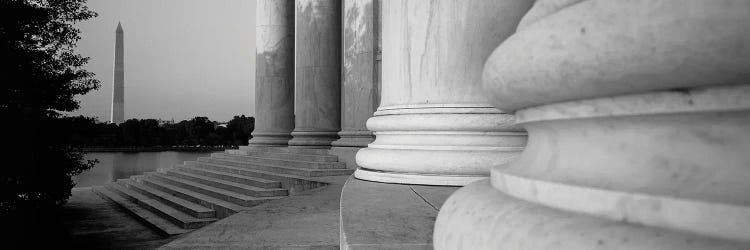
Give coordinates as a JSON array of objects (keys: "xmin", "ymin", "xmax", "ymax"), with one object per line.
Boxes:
[{"xmin": 82, "ymin": 146, "xmax": 232, "ymax": 152}]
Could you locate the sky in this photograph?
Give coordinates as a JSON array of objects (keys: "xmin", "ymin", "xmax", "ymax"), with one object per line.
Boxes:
[{"xmin": 70, "ymin": 0, "xmax": 256, "ymax": 122}]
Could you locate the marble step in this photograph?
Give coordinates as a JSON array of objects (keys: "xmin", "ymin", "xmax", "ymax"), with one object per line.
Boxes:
[
  {"xmin": 104, "ymin": 182, "xmax": 216, "ymax": 229},
  {"xmin": 93, "ymin": 186, "xmax": 191, "ymax": 236},
  {"xmin": 146, "ymin": 172, "xmax": 282, "ymax": 207},
  {"xmin": 117, "ymin": 179, "xmax": 215, "ymax": 219},
  {"xmin": 184, "ymin": 161, "xmax": 332, "ymax": 193},
  {"xmin": 238, "ymin": 146, "xmax": 333, "ymax": 156},
  {"xmin": 212, "ymin": 153, "xmax": 346, "ymax": 169},
  {"xmin": 173, "ymin": 165, "xmax": 282, "ymax": 189},
  {"xmin": 194, "ymin": 157, "xmax": 355, "ymax": 177},
  {"xmin": 134, "ymin": 175, "xmax": 244, "ymax": 218},
  {"xmin": 226, "ymin": 149, "xmax": 339, "ymax": 162},
  {"xmin": 163, "ymin": 168, "xmax": 288, "ymax": 197}
]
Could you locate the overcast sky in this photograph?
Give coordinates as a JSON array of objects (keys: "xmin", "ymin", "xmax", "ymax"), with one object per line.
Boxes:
[{"xmin": 70, "ymin": 0, "xmax": 256, "ymax": 122}]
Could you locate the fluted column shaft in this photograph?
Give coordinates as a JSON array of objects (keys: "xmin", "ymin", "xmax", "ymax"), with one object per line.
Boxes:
[
  {"xmin": 354, "ymin": 0, "xmax": 532, "ymax": 186},
  {"xmin": 289, "ymin": 0, "xmax": 342, "ymax": 148},
  {"xmin": 331, "ymin": 0, "xmax": 380, "ymax": 148},
  {"xmin": 435, "ymin": 0, "xmax": 750, "ymax": 249},
  {"xmin": 249, "ymin": 0, "xmax": 295, "ymax": 146}
]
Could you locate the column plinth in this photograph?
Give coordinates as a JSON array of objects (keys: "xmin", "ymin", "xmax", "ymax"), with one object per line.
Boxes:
[
  {"xmin": 289, "ymin": 0, "xmax": 342, "ymax": 148},
  {"xmin": 353, "ymin": 0, "xmax": 533, "ymax": 186},
  {"xmin": 355, "ymin": 105, "xmax": 526, "ymax": 186},
  {"xmin": 331, "ymin": 131, "xmax": 373, "ymax": 147},
  {"xmin": 435, "ymin": 0, "xmax": 750, "ymax": 248},
  {"xmin": 248, "ymin": 0, "xmax": 295, "ymax": 147},
  {"xmin": 288, "ymin": 130, "xmax": 339, "ymax": 148}
]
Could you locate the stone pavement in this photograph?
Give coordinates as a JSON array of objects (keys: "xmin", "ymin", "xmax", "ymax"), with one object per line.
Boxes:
[
  {"xmin": 158, "ymin": 175, "xmax": 349, "ymax": 249},
  {"xmin": 339, "ymin": 177, "xmax": 458, "ymax": 250},
  {"xmin": 68, "ymin": 173, "xmax": 459, "ymax": 250}
]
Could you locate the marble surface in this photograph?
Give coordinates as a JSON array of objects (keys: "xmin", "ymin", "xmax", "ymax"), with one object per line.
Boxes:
[
  {"xmin": 482, "ymin": 0, "xmax": 750, "ymax": 111},
  {"xmin": 493, "ymin": 85, "xmax": 750, "ymax": 242},
  {"xmin": 332, "ymin": 0, "xmax": 379, "ymax": 148},
  {"xmin": 379, "ymin": 0, "xmax": 533, "ymax": 107},
  {"xmin": 158, "ymin": 176, "xmax": 349, "ymax": 250},
  {"xmin": 340, "ymin": 177, "xmax": 457, "ymax": 250},
  {"xmin": 436, "ymin": 1, "xmax": 750, "ymax": 248},
  {"xmin": 249, "ymin": 0, "xmax": 296, "ymax": 146},
  {"xmin": 434, "ymin": 180, "xmax": 750, "ymax": 250},
  {"xmin": 290, "ymin": 0, "xmax": 342, "ymax": 147},
  {"xmin": 355, "ymin": 0, "xmax": 532, "ymax": 185}
]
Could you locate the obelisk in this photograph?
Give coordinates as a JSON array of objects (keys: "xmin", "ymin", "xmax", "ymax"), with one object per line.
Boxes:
[{"xmin": 110, "ymin": 22, "xmax": 124, "ymax": 124}]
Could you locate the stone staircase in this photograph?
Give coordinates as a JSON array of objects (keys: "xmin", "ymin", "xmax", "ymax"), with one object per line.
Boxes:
[{"xmin": 93, "ymin": 147, "xmax": 355, "ymax": 236}]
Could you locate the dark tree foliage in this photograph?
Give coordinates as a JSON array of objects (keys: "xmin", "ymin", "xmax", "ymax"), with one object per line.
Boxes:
[
  {"xmin": 0, "ymin": 0, "xmax": 99, "ymax": 216},
  {"xmin": 226, "ymin": 115, "xmax": 255, "ymax": 145},
  {"xmin": 63, "ymin": 115, "xmax": 255, "ymax": 147},
  {"xmin": 185, "ymin": 116, "xmax": 214, "ymax": 145}
]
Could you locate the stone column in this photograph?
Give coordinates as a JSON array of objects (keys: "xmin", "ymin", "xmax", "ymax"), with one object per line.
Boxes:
[
  {"xmin": 331, "ymin": 0, "xmax": 379, "ymax": 148},
  {"xmin": 354, "ymin": 0, "xmax": 532, "ymax": 186},
  {"xmin": 435, "ymin": 1, "xmax": 750, "ymax": 249},
  {"xmin": 329, "ymin": 0, "xmax": 380, "ymax": 168},
  {"xmin": 248, "ymin": 0, "xmax": 295, "ymax": 146},
  {"xmin": 289, "ymin": 0, "xmax": 342, "ymax": 148}
]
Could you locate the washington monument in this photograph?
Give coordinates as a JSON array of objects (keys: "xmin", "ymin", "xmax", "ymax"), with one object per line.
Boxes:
[{"xmin": 111, "ymin": 22, "xmax": 124, "ymax": 123}]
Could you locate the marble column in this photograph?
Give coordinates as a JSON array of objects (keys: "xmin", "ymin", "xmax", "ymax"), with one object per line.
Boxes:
[
  {"xmin": 289, "ymin": 0, "xmax": 342, "ymax": 148},
  {"xmin": 354, "ymin": 0, "xmax": 532, "ymax": 186},
  {"xmin": 435, "ymin": 0, "xmax": 750, "ymax": 249},
  {"xmin": 331, "ymin": 0, "xmax": 379, "ymax": 148},
  {"xmin": 248, "ymin": 0, "xmax": 295, "ymax": 146}
]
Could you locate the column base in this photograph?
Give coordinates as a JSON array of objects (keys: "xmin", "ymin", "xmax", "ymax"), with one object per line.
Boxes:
[
  {"xmin": 247, "ymin": 132, "xmax": 292, "ymax": 146},
  {"xmin": 331, "ymin": 130, "xmax": 374, "ymax": 147},
  {"xmin": 434, "ymin": 180, "xmax": 749, "ymax": 250},
  {"xmin": 354, "ymin": 168, "xmax": 486, "ymax": 186},
  {"xmin": 289, "ymin": 131, "xmax": 339, "ymax": 148},
  {"xmin": 354, "ymin": 105, "xmax": 527, "ymax": 186}
]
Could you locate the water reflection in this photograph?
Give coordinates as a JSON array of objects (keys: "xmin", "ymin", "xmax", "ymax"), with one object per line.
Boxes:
[{"xmin": 73, "ymin": 151, "xmax": 215, "ymax": 188}]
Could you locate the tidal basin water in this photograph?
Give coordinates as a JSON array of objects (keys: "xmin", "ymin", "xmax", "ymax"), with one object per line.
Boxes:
[{"xmin": 74, "ymin": 151, "xmax": 217, "ymax": 188}]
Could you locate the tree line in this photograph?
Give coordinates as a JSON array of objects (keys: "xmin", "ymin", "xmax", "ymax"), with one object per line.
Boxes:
[{"xmin": 64, "ymin": 115, "xmax": 255, "ymax": 148}]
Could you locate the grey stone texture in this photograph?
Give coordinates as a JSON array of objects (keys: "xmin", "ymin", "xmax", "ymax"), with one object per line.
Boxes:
[
  {"xmin": 332, "ymin": 0, "xmax": 380, "ymax": 148},
  {"xmin": 90, "ymin": 147, "xmax": 353, "ymax": 240},
  {"xmin": 353, "ymin": 0, "xmax": 531, "ymax": 185},
  {"xmin": 159, "ymin": 175, "xmax": 349, "ymax": 250},
  {"xmin": 289, "ymin": 0, "xmax": 343, "ymax": 148},
  {"xmin": 249, "ymin": 0, "xmax": 296, "ymax": 146},
  {"xmin": 340, "ymin": 177, "xmax": 457, "ymax": 250},
  {"xmin": 436, "ymin": 0, "xmax": 750, "ymax": 249}
]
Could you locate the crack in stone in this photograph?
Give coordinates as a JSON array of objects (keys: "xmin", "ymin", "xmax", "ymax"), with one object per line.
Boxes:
[{"xmin": 409, "ymin": 186, "xmax": 438, "ymax": 211}]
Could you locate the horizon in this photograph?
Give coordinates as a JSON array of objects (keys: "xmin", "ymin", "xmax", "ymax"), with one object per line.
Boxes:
[{"xmin": 70, "ymin": 0, "xmax": 256, "ymax": 122}]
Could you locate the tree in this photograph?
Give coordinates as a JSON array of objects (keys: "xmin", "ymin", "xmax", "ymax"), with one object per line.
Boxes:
[
  {"xmin": 139, "ymin": 119, "xmax": 160, "ymax": 146},
  {"xmin": 120, "ymin": 119, "xmax": 141, "ymax": 146},
  {"xmin": 227, "ymin": 115, "xmax": 255, "ymax": 145},
  {"xmin": 63, "ymin": 116, "xmax": 256, "ymax": 148},
  {"xmin": 0, "ymin": 0, "xmax": 99, "ymax": 217},
  {"xmin": 186, "ymin": 116, "xmax": 214, "ymax": 146}
]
